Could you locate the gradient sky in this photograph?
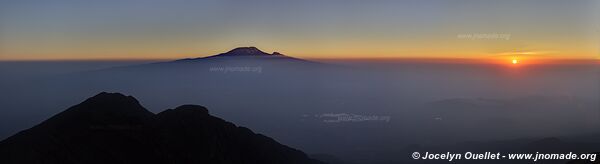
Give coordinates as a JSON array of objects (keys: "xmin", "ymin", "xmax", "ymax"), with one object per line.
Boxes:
[{"xmin": 0, "ymin": 0, "xmax": 598, "ymax": 60}]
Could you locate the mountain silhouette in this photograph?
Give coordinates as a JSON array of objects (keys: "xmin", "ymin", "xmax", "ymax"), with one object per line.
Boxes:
[
  {"xmin": 212, "ymin": 47, "xmax": 281, "ymax": 57},
  {"xmin": 174, "ymin": 47, "xmax": 309, "ymax": 63},
  {"xmin": 0, "ymin": 92, "xmax": 324, "ymax": 164}
]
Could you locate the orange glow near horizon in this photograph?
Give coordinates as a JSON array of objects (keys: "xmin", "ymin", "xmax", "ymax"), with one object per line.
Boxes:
[
  {"xmin": 2, "ymin": 54, "xmax": 598, "ymax": 66},
  {"xmin": 0, "ymin": 47, "xmax": 597, "ymax": 66},
  {"xmin": 0, "ymin": 0, "xmax": 597, "ymax": 62}
]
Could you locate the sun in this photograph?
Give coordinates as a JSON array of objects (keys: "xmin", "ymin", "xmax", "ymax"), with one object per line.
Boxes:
[{"xmin": 512, "ymin": 59, "xmax": 518, "ymax": 64}]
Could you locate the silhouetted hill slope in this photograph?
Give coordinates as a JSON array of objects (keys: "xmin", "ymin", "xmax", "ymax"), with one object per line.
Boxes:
[{"xmin": 0, "ymin": 92, "xmax": 324, "ymax": 164}]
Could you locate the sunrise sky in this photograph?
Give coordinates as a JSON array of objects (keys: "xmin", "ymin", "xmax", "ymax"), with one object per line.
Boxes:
[{"xmin": 0, "ymin": 0, "xmax": 598, "ymax": 61}]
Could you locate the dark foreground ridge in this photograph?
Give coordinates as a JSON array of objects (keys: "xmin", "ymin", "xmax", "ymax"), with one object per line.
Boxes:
[{"xmin": 0, "ymin": 92, "xmax": 324, "ymax": 164}]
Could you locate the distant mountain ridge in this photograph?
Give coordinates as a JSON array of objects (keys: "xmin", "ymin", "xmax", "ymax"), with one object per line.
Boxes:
[
  {"xmin": 175, "ymin": 47, "xmax": 307, "ymax": 62},
  {"xmin": 213, "ymin": 47, "xmax": 283, "ymax": 57},
  {"xmin": 0, "ymin": 92, "xmax": 324, "ymax": 164}
]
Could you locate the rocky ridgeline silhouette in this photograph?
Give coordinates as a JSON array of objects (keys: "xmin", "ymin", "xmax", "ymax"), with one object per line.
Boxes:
[{"xmin": 0, "ymin": 92, "xmax": 324, "ymax": 164}]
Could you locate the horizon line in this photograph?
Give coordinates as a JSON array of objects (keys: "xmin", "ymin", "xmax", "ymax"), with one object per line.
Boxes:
[{"xmin": 1, "ymin": 57, "xmax": 598, "ymax": 65}]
